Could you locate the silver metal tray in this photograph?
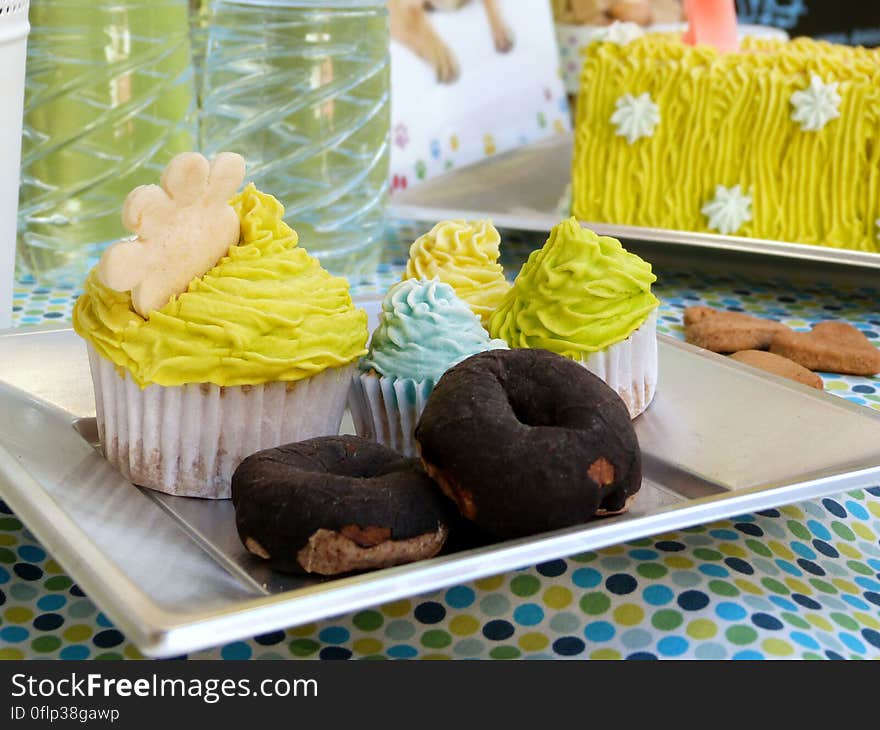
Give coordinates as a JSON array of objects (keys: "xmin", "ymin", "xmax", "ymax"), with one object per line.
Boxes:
[
  {"xmin": 2, "ymin": 306, "xmax": 880, "ymax": 657},
  {"xmin": 388, "ymin": 133, "xmax": 880, "ymax": 273}
]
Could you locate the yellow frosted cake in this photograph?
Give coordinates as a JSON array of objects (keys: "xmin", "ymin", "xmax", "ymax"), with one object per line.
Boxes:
[{"xmin": 572, "ymin": 34, "xmax": 880, "ymax": 252}]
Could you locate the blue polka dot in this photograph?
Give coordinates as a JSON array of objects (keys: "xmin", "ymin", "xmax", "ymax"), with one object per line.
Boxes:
[
  {"xmin": 0, "ymin": 567, "xmax": 9, "ymax": 585},
  {"xmin": 841, "ymin": 595, "xmax": 868, "ymax": 610},
  {"xmin": 716, "ymin": 602, "xmax": 747, "ymax": 621},
  {"xmin": 655, "ymin": 541, "xmax": 685, "ymax": 552},
  {"xmin": 414, "ymin": 601, "xmax": 446, "ymax": 624},
  {"xmin": 839, "ymin": 633, "xmax": 866, "ymax": 654},
  {"xmin": 868, "ymin": 558, "xmax": 880, "ymax": 571},
  {"xmin": 445, "ymin": 586, "xmax": 475, "ymax": 609},
  {"xmin": 536, "ymin": 559, "xmax": 567, "ymax": 577},
  {"xmin": 724, "ymin": 558, "xmax": 754, "ymax": 575},
  {"xmin": 867, "ymin": 487, "xmax": 880, "ymax": 498},
  {"xmin": 584, "ymin": 621, "xmax": 615, "ymax": 642},
  {"xmin": 513, "ymin": 604, "xmax": 544, "ymax": 626},
  {"xmin": 606, "ymin": 574, "xmax": 637, "ymax": 595},
  {"xmin": 812, "ymin": 540, "xmax": 838, "ymax": 558},
  {"xmin": 768, "ymin": 596, "xmax": 797, "ymax": 612},
  {"xmin": 844, "ymin": 501, "xmax": 869, "ymax": 520},
  {"xmin": 709, "ymin": 529, "xmax": 739, "ymax": 541},
  {"xmin": 572, "ymin": 568, "xmax": 602, "ymax": 589},
  {"xmin": 775, "ymin": 559, "xmax": 802, "ymax": 577},
  {"xmin": 756, "ymin": 508, "xmax": 780, "ymax": 518},
  {"xmin": 0, "ymin": 627, "xmax": 29, "ymax": 643},
  {"xmin": 552, "ymin": 636, "xmax": 585, "ymax": 656},
  {"xmin": 822, "ymin": 499, "xmax": 847, "ymax": 518},
  {"xmin": 643, "ymin": 585, "xmax": 674, "ymax": 606},
  {"xmin": 807, "ymin": 520, "xmax": 832, "ymax": 541},
  {"xmin": 865, "ymin": 593, "xmax": 880, "ymax": 609},
  {"xmin": 751, "ymin": 613, "xmax": 783, "ymax": 631},
  {"xmin": 319, "ymin": 647, "xmax": 352, "ymax": 660},
  {"xmin": 626, "ymin": 652, "xmax": 658, "ymax": 660},
  {"xmin": 791, "ymin": 542, "xmax": 816, "ymax": 561},
  {"xmin": 318, "ymin": 626, "xmax": 350, "ymax": 644},
  {"xmin": 59, "ymin": 645, "xmax": 90, "ymax": 660},
  {"xmin": 483, "ymin": 620, "xmax": 514, "ymax": 641},
  {"xmin": 797, "ymin": 559, "xmax": 825, "ymax": 576},
  {"xmin": 856, "ymin": 577, "xmax": 880, "ymax": 592},
  {"xmin": 17, "ymin": 545, "xmax": 46, "ymax": 562},
  {"xmin": 733, "ymin": 650, "xmax": 764, "ymax": 660},
  {"xmin": 628, "ymin": 549, "xmax": 658, "ymax": 561},
  {"xmin": 677, "ymin": 590, "xmax": 710, "ymax": 611},
  {"xmin": 388, "ymin": 645, "xmax": 418, "ymax": 659},
  {"xmin": 793, "ymin": 594, "xmax": 822, "ymax": 610},
  {"xmin": 96, "ymin": 613, "xmax": 113, "ymax": 628},
  {"xmin": 699, "ymin": 564, "xmax": 729, "ymax": 578},
  {"xmin": 657, "ymin": 636, "xmax": 689, "ymax": 657},
  {"xmin": 825, "ymin": 650, "xmax": 846, "ymax": 660},
  {"xmin": 221, "ymin": 642, "xmax": 252, "ymax": 660},
  {"xmin": 862, "ymin": 629, "xmax": 880, "ymax": 649},
  {"xmin": 734, "ymin": 523, "xmax": 763, "ymax": 537},
  {"xmin": 790, "ymin": 632, "xmax": 820, "ymax": 650},
  {"xmin": 37, "ymin": 594, "xmax": 66, "ymax": 611}
]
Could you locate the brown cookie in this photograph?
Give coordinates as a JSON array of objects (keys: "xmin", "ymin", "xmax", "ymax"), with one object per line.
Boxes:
[
  {"xmin": 684, "ymin": 306, "xmax": 789, "ymax": 353},
  {"xmin": 730, "ymin": 350, "xmax": 824, "ymax": 389},
  {"xmin": 769, "ymin": 321, "xmax": 880, "ymax": 376}
]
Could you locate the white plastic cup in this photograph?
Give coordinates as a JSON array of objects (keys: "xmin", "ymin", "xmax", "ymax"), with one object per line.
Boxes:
[{"xmin": 0, "ymin": 1, "xmax": 29, "ymax": 330}]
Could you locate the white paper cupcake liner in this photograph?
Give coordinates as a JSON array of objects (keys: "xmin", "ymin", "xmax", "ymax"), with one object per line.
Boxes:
[
  {"xmin": 86, "ymin": 343, "xmax": 354, "ymax": 499},
  {"xmin": 348, "ymin": 371, "xmax": 434, "ymax": 458},
  {"xmin": 578, "ymin": 309, "xmax": 658, "ymax": 419}
]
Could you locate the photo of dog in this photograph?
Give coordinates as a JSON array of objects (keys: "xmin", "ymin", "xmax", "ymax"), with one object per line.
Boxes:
[
  {"xmin": 551, "ymin": 0, "xmax": 684, "ymax": 26},
  {"xmin": 388, "ymin": 0, "xmax": 515, "ymax": 84}
]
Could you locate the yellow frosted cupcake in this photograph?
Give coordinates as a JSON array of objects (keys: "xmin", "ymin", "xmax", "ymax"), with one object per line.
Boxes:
[
  {"xmin": 73, "ymin": 152, "xmax": 368, "ymax": 498},
  {"xmin": 404, "ymin": 219, "xmax": 510, "ymax": 327},
  {"xmin": 490, "ymin": 217, "xmax": 659, "ymax": 418}
]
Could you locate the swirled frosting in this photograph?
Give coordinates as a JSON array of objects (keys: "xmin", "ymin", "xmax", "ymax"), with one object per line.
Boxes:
[
  {"xmin": 489, "ymin": 218, "xmax": 658, "ymax": 357},
  {"xmin": 404, "ymin": 220, "xmax": 511, "ymax": 326},
  {"xmin": 362, "ymin": 278, "xmax": 506, "ymax": 382},
  {"xmin": 73, "ymin": 184, "xmax": 368, "ymax": 387}
]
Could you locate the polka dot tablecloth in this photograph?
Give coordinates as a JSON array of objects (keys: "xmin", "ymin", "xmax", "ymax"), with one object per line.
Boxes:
[{"xmin": 2, "ymin": 230, "xmax": 880, "ymax": 660}]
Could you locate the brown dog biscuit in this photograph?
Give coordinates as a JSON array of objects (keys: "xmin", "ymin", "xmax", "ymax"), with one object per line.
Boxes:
[
  {"xmin": 684, "ymin": 306, "xmax": 789, "ymax": 353},
  {"xmin": 769, "ymin": 321, "xmax": 880, "ymax": 376},
  {"xmin": 730, "ymin": 350, "xmax": 824, "ymax": 389}
]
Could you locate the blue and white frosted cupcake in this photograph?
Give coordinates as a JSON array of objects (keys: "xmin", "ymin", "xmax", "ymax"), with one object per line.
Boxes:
[{"xmin": 349, "ymin": 278, "xmax": 507, "ymax": 456}]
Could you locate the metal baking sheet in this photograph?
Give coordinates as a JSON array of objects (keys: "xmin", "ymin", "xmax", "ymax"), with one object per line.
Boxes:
[
  {"xmin": 2, "ymin": 305, "xmax": 880, "ymax": 657},
  {"xmin": 388, "ymin": 132, "xmax": 880, "ymax": 272}
]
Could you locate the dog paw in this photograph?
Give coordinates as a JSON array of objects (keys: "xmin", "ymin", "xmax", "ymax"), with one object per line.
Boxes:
[
  {"xmin": 493, "ymin": 23, "xmax": 514, "ymax": 53},
  {"xmin": 430, "ymin": 39, "xmax": 460, "ymax": 84},
  {"xmin": 98, "ymin": 151, "xmax": 246, "ymax": 318}
]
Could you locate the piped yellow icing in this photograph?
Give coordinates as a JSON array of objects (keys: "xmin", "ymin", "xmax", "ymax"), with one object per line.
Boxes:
[
  {"xmin": 404, "ymin": 220, "xmax": 511, "ymax": 326},
  {"xmin": 73, "ymin": 184, "xmax": 368, "ymax": 387},
  {"xmin": 489, "ymin": 217, "xmax": 658, "ymax": 356},
  {"xmin": 572, "ymin": 35, "xmax": 880, "ymax": 252}
]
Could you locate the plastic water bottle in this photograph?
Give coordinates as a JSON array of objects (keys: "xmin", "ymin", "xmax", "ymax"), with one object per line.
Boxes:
[
  {"xmin": 200, "ymin": 0, "xmax": 390, "ymax": 276},
  {"xmin": 18, "ymin": 0, "xmax": 196, "ymax": 287}
]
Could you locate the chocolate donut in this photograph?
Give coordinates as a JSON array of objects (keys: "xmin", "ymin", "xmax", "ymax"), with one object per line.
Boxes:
[
  {"xmin": 232, "ymin": 436, "xmax": 451, "ymax": 575},
  {"xmin": 415, "ymin": 348, "xmax": 642, "ymax": 539}
]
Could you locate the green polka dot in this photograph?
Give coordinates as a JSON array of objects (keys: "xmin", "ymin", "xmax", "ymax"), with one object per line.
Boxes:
[
  {"xmin": 664, "ymin": 556, "xmax": 693, "ymax": 569},
  {"xmin": 31, "ymin": 636, "xmax": 61, "ymax": 654},
  {"xmin": 708, "ymin": 580, "xmax": 739, "ymax": 597},
  {"xmin": 94, "ymin": 653, "xmax": 123, "ymax": 660},
  {"xmin": 510, "ymin": 575, "xmax": 541, "ymax": 597},
  {"xmin": 474, "ymin": 576, "xmax": 504, "ymax": 591},
  {"xmin": 613, "ymin": 604, "xmax": 644, "ymax": 626},
  {"xmin": 44, "ymin": 560, "xmax": 64, "ymax": 574},
  {"xmin": 385, "ymin": 619, "xmax": 416, "ymax": 640},
  {"xmin": 422, "ymin": 653, "xmax": 451, "ymax": 660},
  {"xmin": 847, "ymin": 560, "xmax": 873, "ymax": 576},
  {"xmin": 569, "ymin": 552, "xmax": 596, "ymax": 563},
  {"xmin": 686, "ymin": 619, "xmax": 717, "ymax": 640},
  {"xmin": 480, "ymin": 594, "xmax": 510, "ymax": 616},
  {"xmin": 725, "ymin": 626, "xmax": 758, "ymax": 645},
  {"xmin": 449, "ymin": 616, "xmax": 479, "ymax": 637},
  {"xmin": 651, "ymin": 609, "xmax": 683, "ymax": 631},
  {"xmin": 290, "ymin": 623, "xmax": 316, "ymax": 637},
  {"xmin": 0, "ymin": 648, "xmax": 24, "ymax": 660},
  {"xmin": 421, "ymin": 630, "xmax": 452, "ymax": 649},
  {"xmin": 808, "ymin": 579, "xmax": 836, "ymax": 594},
  {"xmin": 781, "ymin": 613, "xmax": 810, "ymax": 629},
  {"xmin": 353, "ymin": 610, "xmax": 383, "ymax": 632},
  {"xmin": 693, "ymin": 548, "xmax": 723, "ymax": 561},
  {"xmin": 786, "ymin": 521, "xmax": 810, "ymax": 540},
  {"xmin": 830, "ymin": 613, "xmax": 859, "ymax": 631},
  {"xmin": 745, "ymin": 539, "xmax": 772, "ymax": 557},
  {"xmin": 803, "ymin": 652, "xmax": 823, "ymax": 660},
  {"xmin": 289, "ymin": 639, "xmax": 320, "ymax": 657},
  {"xmin": 831, "ymin": 522, "xmax": 855, "ymax": 541},
  {"xmin": 353, "ymin": 638, "xmax": 383, "ymax": 655},
  {"xmin": 762, "ymin": 638, "xmax": 794, "ymax": 657},
  {"xmin": 590, "ymin": 649, "xmax": 622, "ymax": 660},
  {"xmin": 0, "ymin": 535, "xmax": 16, "ymax": 546},
  {"xmin": 4, "ymin": 607, "xmax": 33, "ymax": 624},
  {"xmin": 490, "ymin": 646, "xmax": 520, "ymax": 659},
  {"xmin": 807, "ymin": 615, "xmax": 833, "ymax": 631},
  {"xmin": 68, "ymin": 601, "xmax": 96, "ymax": 619},
  {"xmin": 519, "ymin": 633, "xmax": 549, "ymax": 652},
  {"xmin": 0, "ymin": 518, "xmax": 24, "ymax": 531},
  {"xmin": 579, "ymin": 592, "xmax": 610, "ymax": 615},
  {"xmin": 44, "ymin": 576, "xmax": 72, "ymax": 591},
  {"xmin": 543, "ymin": 586, "xmax": 572, "ymax": 609},
  {"xmin": 361, "ymin": 655, "xmax": 386, "ymax": 661},
  {"xmin": 852, "ymin": 524, "xmax": 873, "ymax": 541},
  {"xmin": 0, "ymin": 547, "xmax": 15, "ymax": 564},
  {"xmin": 381, "ymin": 600, "xmax": 412, "ymax": 617},
  {"xmin": 636, "ymin": 562, "xmax": 668, "ymax": 579},
  {"xmin": 761, "ymin": 578, "xmax": 789, "ymax": 595},
  {"xmin": 10, "ymin": 584, "xmax": 37, "ymax": 601}
]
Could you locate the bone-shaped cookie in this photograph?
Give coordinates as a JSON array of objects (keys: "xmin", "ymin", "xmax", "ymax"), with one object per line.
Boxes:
[{"xmin": 97, "ymin": 151, "xmax": 246, "ymax": 317}]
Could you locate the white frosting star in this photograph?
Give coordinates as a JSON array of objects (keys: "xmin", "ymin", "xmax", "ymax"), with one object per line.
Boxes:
[
  {"xmin": 610, "ymin": 92, "xmax": 660, "ymax": 144},
  {"xmin": 791, "ymin": 74, "xmax": 841, "ymax": 132},
  {"xmin": 591, "ymin": 21, "xmax": 644, "ymax": 46},
  {"xmin": 702, "ymin": 185, "xmax": 753, "ymax": 236}
]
